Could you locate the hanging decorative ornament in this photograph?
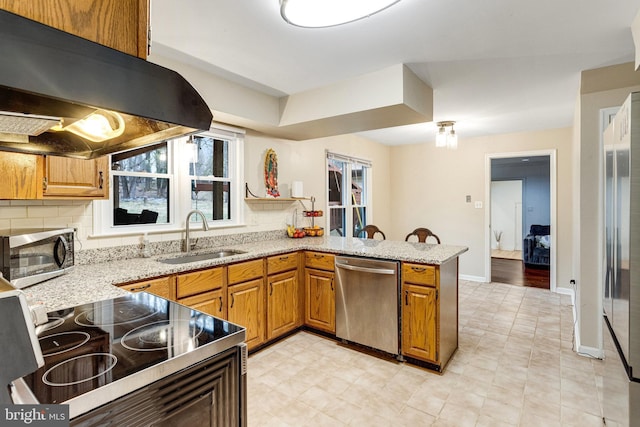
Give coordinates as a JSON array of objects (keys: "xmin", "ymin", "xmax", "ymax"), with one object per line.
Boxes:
[{"xmin": 264, "ymin": 148, "xmax": 280, "ymax": 197}]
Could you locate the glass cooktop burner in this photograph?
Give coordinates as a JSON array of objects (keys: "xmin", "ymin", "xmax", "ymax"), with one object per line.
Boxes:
[
  {"xmin": 121, "ymin": 319, "xmax": 205, "ymax": 351},
  {"xmin": 42, "ymin": 353, "xmax": 118, "ymax": 386},
  {"xmin": 22, "ymin": 291, "xmax": 245, "ymax": 408},
  {"xmin": 40, "ymin": 331, "xmax": 91, "ymax": 357},
  {"xmin": 75, "ymin": 300, "xmax": 160, "ymax": 327}
]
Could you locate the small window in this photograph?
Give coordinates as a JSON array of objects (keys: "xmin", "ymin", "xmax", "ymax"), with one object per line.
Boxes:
[
  {"xmin": 111, "ymin": 142, "xmax": 171, "ymax": 226},
  {"xmin": 189, "ymin": 136, "xmax": 232, "ymax": 221}
]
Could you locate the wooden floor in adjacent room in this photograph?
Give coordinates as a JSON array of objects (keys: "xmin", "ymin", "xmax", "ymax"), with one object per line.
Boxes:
[{"xmin": 491, "ymin": 257, "xmax": 550, "ymax": 289}]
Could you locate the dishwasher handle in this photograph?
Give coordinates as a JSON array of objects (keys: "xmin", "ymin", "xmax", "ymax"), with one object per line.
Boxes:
[{"xmin": 335, "ymin": 262, "xmax": 396, "ymax": 275}]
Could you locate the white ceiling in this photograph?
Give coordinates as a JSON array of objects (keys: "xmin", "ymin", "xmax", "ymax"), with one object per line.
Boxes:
[{"xmin": 150, "ymin": 0, "xmax": 640, "ymax": 145}]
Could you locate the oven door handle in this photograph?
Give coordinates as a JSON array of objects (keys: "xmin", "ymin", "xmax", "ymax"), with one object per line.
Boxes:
[{"xmin": 53, "ymin": 236, "xmax": 69, "ymax": 267}]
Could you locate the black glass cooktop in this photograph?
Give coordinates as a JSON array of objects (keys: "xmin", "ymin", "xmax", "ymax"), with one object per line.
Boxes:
[{"xmin": 23, "ymin": 292, "xmax": 244, "ymax": 405}]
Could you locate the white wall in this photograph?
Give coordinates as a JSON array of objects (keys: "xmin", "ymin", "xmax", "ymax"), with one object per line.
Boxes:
[
  {"xmin": 575, "ymin": 62, "xmax": 640, "ymax": 353},
  {"xmin": 389, "ymin": 127, "xmax": 574, "ymax": 289},
  {"xmin": 0, "ymin": 132, "xmax": 393, "ymax": 251}
]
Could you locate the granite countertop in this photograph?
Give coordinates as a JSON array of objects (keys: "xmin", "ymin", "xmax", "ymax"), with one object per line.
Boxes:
[{"xmin": 23, "ymin": 236, "xmax": 468, "ymax": 312}]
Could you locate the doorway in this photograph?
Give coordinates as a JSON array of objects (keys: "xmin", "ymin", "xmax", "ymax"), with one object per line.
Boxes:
[
  {"xmin": 490, "ymin": 180, "xmax": 523, "ymax": 259},
  {"xmin": 485, "ymin": 151, "xmax": 556, "ymax": 291}
]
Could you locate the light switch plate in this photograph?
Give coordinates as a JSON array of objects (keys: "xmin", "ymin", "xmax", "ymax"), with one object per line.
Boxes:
[{"xmin": 474, "ymin": 201, "xmax": 483, "ymax": 209}]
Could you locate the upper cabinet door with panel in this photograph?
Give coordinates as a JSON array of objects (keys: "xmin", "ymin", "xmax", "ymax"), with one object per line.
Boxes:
[
  {"xmin": 0, "ymin": 152, "xmax": 44, "ymax": 200},
  {"xmin": 43, "ymin": 156, "xmax": 109, "ymax": 199},
  {"xmin": 0, "ymin": 0, "xmax": 150, "ymax": 58}
]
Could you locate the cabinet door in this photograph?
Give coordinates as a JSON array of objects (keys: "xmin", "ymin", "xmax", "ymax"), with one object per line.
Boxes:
[
  {"xmin": 402, "ymin": 284, "xmax": 437, "ymax": 362},
  {"xmin": 43, "ymin": 156, "xmax": 109, "ymax": 199},
  {"xmin": 179, "ymin": 289, "xmax": 225, "ymax": 318},
  {"xmin": 0, "ymin": 0, "xmax": 149, "ymax": 59},
  {"xmin": 267, "ymin": 270, "xmax": 298, "ymax": 340},
  {"xmin": 176, "ymin": 267, "xmax": 225, "ymax": 299},
  {"xmin": 118, "ymin": 276, "xmax": 174, "ymax": 300},
  {"xmin": 304, "ymin": 268, "xmax": 335, "ymax": 333},
  {"xmin": 228, "ymin": 278, "xmax": 265, "ymax": 350},
  {"xmin": 0, "ymin": 152, "xmax": 44, "ymax": 199}
]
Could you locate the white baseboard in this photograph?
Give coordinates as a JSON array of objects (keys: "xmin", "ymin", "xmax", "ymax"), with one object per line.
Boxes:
[
  {"xmin": 555, "ymin": 286, "xmax": 573, "ymax": 296},
  {"xmin": 563, "ymin": 287, "xmax": 604, "ymax": 359},
  {"xmin": 577, "ymin": 345, "xmax": 604, "ymax": 359},
  {"xmin": 459, "ymin": 274, "xmax": 487, "ymax": 283}
]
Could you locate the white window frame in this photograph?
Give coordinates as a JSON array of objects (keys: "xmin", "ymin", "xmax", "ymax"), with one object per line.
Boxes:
[
  {"xmin": 326, "ymin": 151, "xmax": 373, "ymax": 237},
  {"xmin": 93, "ymin": 126, "xmax": 245, "ymax": 237}
]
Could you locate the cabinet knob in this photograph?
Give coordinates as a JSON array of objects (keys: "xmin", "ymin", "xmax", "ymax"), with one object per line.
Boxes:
[
  {"xmin": 230, "ymin": 294, "xmax": 235, "ymax": 308},
  {"xmin": 218, "ymin": 296, "xmax": 223, "ymax": 312},
  {"xmin": 270, "ymin": 283, "xmax": 273, "ymax": 296},
  {"xmin": 411, "ymin": 267, "xmax": 426, "ymax": 272},
  {"xmin": 42, "ymin": 177, "xmax": 48, "ymax": 191},
  {"xmin": 98, "ymin": 171, "xmax": 104, "ymax": 189}
]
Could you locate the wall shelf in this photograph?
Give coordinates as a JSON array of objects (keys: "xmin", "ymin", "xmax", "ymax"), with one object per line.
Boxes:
[{"xmin": 244, "ymin": 197, "xmax": 308, "ymax": 203}]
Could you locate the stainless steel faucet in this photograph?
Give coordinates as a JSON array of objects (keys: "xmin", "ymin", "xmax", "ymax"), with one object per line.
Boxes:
[{"xmin": 184, "ymin": 209, "xmax": 210, "ymax": 253}]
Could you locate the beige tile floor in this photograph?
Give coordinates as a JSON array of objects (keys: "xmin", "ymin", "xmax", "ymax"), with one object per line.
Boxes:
[{"xmin": 247, "ymin": 280, "xmax": 604, "ymax": 426}]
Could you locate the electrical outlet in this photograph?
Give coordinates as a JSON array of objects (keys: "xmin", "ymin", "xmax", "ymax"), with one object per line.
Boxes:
[
  {"xmin": 466, "ymin": 195, "xmax": 471, "ymax": 203},
  {"xmin": 474, "ymin": 201, "xmax": 483, "ymax": 209}
]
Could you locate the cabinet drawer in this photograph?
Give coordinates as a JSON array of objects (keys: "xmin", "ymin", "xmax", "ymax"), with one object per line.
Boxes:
[
  {"xmin": 228, "ymin": 259, "xmax": 264, "ymax": 285},
  {"xmin": 177, "ymin": 267, "xmax": 225, "ymax": 299},
  {"xmin": 119, "ymin": 276, "xmax": 173, "ymax": 299},
  {"xmin": 267, "ymin": 253, "xmax": 298, "ymax": 275},
  {"xmin": 305, "ymin": 252, "xmax": 335, "ymax": 271},
  {"xmin": 402, "ymin": 263, "xmax": 436, "ymax": 286}
]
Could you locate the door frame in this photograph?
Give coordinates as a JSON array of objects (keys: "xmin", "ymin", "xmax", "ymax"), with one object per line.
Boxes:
[{"xmin": 485, "ymin": 150, "xmax": 557, "ymax": 291}]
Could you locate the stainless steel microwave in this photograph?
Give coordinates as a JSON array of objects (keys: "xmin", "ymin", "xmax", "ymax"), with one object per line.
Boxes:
[{"xmin": 0, "ymin": 228, "xmax": 75, "ymax": 289}]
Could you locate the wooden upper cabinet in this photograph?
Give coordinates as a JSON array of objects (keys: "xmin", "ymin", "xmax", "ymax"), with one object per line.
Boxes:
[
  {"xmin": 43, "ymin": 156, "xmax": 109, "ymax": 199},
  {"xmin": 0, "ymin": 0, "xmax": 150, "ymax": 59},
  {"xmin": 0, "ymin": 152, "xmax": 44, "ymax": 199}
]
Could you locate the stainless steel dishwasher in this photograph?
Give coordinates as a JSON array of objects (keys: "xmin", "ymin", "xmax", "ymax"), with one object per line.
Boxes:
[{"xmin": 335, "ymin": 256, "xmax": 400, "ymax": 355}]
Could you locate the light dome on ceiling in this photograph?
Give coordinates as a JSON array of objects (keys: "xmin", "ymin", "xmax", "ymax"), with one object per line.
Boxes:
[{"xmin": 280, "ymin": 0, "xmax": 401, "ymax": 28}]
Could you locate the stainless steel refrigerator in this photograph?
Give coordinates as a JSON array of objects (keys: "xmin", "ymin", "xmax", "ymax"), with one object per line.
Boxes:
[{"xmin": 603, "ymin": 91, "xmax": 640, "ymax": 426}]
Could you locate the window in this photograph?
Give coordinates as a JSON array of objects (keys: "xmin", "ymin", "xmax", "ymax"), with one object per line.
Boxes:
[
  {"xmin": 94, "ymin": 126, "xmax": 244, "ymax": 235},
  {"xmin": 189, "ymin": 135, "xmax": 232, "ymax": 222},
  {"xmin": 326, "ymin": 152, "xmax": 372, "ymax": 237},
  {"xmin": 111, "ymin": 142, "xmax": 171, "ymax": 226}
]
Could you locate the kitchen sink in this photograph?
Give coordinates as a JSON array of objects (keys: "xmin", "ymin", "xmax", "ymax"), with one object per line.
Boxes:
[{"xmin": 159, "ymin": 249, "xmax": 247, "ymax": 264}]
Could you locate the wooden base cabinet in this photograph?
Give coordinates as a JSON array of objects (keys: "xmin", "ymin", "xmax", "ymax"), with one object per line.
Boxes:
[
  {"xmin": 119, "ymin": 276, "xmax": 174, "ymax": 300},
  {"xmin": 304, "ymin": 268, "xmax": 335, "ymax": 333},
  {"xmin": 267, "ymin": 270, "xmax": 298, "ymax": 340},
  {"xmin": 179, "ymin": 289, "xmax": 225, "ymax": 318},
  {"xmin": 228, "ymin": 259, "xmax": 265, "ymax": 350},
  {"xmin": 228, "ymin": 278, "xmax": 265, "ymax": 350},
  {"xmin": 266, "ymin": 253, "xmax": 299, "ymax": 341},
  {"xmin": 176, "ymin": 267, "xmax": 226, "ymax": 318},
  {"xmin": 304, "ymin": 252, "xmax": 336, "ymax": 333},
  {"xmin": 400, "ymin": 259, "xmax": 458, "ymax": 371},
  {"xmin": 402, "ymin": 283, "xmax": 437, "ymax": 362}
]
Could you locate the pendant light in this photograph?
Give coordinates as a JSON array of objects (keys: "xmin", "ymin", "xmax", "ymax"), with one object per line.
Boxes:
[
  {"xmin": 436, "ymin": 121, "xmax": 458, "ymax": 149},
  {"xmin": 280, "ymin": 0, "xmax": 402, "ymax": 28}
]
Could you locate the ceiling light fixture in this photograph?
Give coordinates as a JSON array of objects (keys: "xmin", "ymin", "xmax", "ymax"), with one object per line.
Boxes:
[
  {"xmin": 435, "ymin": 121, "xmax": 458, "ymax": 149},
  {"xmin": 280, "ymin": 0, "xmax": 402, "ymax": 28}
]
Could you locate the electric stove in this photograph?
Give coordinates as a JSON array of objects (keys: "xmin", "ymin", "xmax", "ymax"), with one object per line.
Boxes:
[{"xmin": 13, "ymin": 291, "xmax": 246, "ymax": 421}]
